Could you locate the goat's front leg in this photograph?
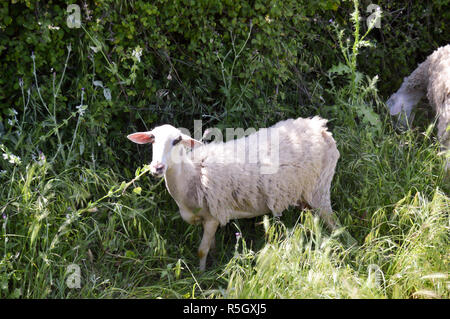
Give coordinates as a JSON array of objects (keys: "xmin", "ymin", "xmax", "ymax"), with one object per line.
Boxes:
[{"xmin": 198, "ymin": 218, "xmax": 219, "ymax": 272}]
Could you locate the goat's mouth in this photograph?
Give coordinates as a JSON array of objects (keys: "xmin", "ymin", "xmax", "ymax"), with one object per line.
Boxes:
[
  {"xmin": 151, "ymin": 171, "xmax": 165, "ymax": 178},
  {"xmin": 150, "ymin": 162, "xmax": 166, "ymax": 178}
]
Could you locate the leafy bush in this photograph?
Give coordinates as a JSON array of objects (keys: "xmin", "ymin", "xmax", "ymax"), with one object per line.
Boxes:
[
  {"xmin": 0, "ymin": 0, "xmax": 339, "ymax": 160},
  {"xmin": 2, "ymin": 0, "xmax": 448, "ymax": 155}
]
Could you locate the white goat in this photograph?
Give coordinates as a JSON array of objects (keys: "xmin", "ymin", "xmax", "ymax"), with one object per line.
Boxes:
[
  {"xmin": 128, "ymin": 117, "xmax": 341, "ymax": 271},
  {"xmin": 387, "ymin": 44, "xmax": 450, "ymax": 171}
]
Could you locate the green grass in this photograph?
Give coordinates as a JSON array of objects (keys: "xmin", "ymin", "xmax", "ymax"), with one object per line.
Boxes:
[{"xmin": 1, "ymin": 111, "xmax": 448, "ymax": 299}]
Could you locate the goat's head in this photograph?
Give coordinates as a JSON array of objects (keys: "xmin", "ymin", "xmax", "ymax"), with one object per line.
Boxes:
[
  {"xmin": 387, "ymin": 79, "xmax": 424, "ymax": 128},
  {"xmin": 127, "ymin": 124, "xmax": 202, "ymax": 177}
]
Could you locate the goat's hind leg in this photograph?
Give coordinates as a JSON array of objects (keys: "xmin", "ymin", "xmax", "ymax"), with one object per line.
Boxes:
[
  {"xmin": 438, "ymin": 117, "xmax": 450, "ymax": 175},
  {"xmin": 308, "ymin": 188, "xmax": 338, "ymax": 231},
  {"xmin": 311, "ymin": 201, "xmax": 338, "ymax": 232},
  {"xmin": 308, "ymin": 188, "xmax": 357, "ymax": 246}
]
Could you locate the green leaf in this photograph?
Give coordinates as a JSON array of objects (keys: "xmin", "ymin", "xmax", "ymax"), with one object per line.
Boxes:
[
  {"xmin": 133, "ymin": 187, "xmax": 142, "ymax": 195},
  {"xmin": 329, "ymin": 63, "xmax": 351, "ymax": 75},
  {"xmin": 29, "ymin": 221, "xmax": 41, "ymax": 246}
]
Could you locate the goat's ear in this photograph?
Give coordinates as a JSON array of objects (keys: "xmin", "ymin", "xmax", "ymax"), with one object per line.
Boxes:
[
  {"xmin": 127, "ymin": 132, "xmax": 155, "ymax": 144},
  {"xmin": 179, "ymin": 134, "xmax": 203, "ymax": 148}
]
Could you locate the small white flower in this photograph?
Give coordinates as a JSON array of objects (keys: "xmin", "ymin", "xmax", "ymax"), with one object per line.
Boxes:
[
  {"xmin": 132, "ymin": 47, "xmax": 143, "ymax": 63},
  {"xmin": 10, "ymin": 154, "xmax": 21, "ymax": 165},
  {"xmin": 3, "ymin": 153, "xmax": 21, "ymax": 165},
  {"xmin": 76, "ymin": 104, "xmax": 87, "ymax": 116},
  {"xmin": 36, "ymin": 151, "xmax": 46, "ymax": 165},
  {"xmin": 90, "ymin": 46, "xmax": 100, "ymax": 53},
  {"xmin": 156, "ymin": 89, "xmax": 169, "ymax": 98}
]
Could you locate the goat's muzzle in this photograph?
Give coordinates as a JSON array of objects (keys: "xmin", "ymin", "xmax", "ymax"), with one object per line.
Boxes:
[{"xmin": 151, "ymin": 163, "xmax": 165, "ymax": 177}]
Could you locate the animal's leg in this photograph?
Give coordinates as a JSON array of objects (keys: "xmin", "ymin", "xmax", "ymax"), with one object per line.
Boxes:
[
  {"xmin": 198, "ymin": 218, "xmax": 219, "ymax": 271},
  {"xmin": 309, "ymin": 191, "xmax": 357, "ymax": 246},
  {"xmin": 442, "ymin": 141, "xmax": 450, "ymax": 176},
  {"xmin": 179, "ymin": 208, "xmax": 202, "ymax": 225},
  {"xmin": 315, "ymin": 205, "xmax": 338, "ymax": 231},
  {"xmin": 210, "ymin": 235, "xmax": 216, "ymax": 251},
  {"xmin": 297, "ymin": 200, "xmax": 336, "ymax": 230},
  {"xmin": 308, "ymin": 190, "xmax": 338, "ymax": 231},
  {"xmin": 438, "ymin": 118, "xmax": 450, "ymax": 174}
]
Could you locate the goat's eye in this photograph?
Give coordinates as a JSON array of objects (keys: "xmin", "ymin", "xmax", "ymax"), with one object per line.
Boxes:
[{"xmin": 172, "ymin": 136, "xmax": 182, "ymax": 146}]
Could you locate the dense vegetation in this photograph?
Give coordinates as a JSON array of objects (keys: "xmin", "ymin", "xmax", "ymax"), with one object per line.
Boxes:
[{"xmin": 0, "ymin": 0, "xmax": 448, "ymax": 298}]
